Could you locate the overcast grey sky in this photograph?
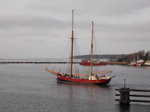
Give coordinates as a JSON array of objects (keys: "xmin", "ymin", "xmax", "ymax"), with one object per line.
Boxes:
[{"xmin": 0, "ymin": 0, "xmax": 150, "ymax": 58}]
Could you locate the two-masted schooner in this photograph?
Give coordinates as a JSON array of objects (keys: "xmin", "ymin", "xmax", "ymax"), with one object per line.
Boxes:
[{"xmin": 46, "ymin": 10, "xmax": 115, "ymax": 85}]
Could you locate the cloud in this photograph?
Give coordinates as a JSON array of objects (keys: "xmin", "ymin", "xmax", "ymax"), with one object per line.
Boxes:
[
  {"xmin": 0, "ymin": 15, "xmax": 66, "ymax": 29},
  {"xmin": 0, "ymin": 0, "xmax": 150, "ymax": 58}
]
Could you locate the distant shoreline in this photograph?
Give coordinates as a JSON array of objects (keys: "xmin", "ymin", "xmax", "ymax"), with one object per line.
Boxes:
[
  {"xmin": 0, "ymin": 62, "xmax": 71, "ymax": 64},
  {"xmin": 0, "ymin": 61, "xmax": 127, "ymax": 65}
]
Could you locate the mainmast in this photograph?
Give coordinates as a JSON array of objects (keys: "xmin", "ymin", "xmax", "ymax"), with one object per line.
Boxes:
[
  {"xmin": 70, "ymin": 9, "xmax": 74, "ymax": 76},
  {"xmin": 90, "ymin": 21, "xmax": 94, "ymax": 76}
]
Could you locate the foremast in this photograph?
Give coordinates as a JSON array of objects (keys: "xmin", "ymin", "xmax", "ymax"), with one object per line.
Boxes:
[{"xmin": 70, "ymin": 9, "xmax": 74, "ymax": 76}]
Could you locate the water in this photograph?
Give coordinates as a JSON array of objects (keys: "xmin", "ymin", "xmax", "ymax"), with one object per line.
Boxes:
[{"xmin": 0, "ymin": 64, "xmax": 150, "ymax": 112}]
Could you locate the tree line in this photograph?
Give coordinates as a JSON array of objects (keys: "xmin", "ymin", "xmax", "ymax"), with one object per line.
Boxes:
[{"xmin": 117, "ymin": 50, "xmax": 150, "ymax": 63}]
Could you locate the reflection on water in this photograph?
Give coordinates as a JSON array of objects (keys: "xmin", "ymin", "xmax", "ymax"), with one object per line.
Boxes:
[
  {"xmin": 56, "ymin": 82, "xmax": 111, "ymax": 100},
  {"xmin": 116, "ymin": 104, "xmax": 130, "ymax": 112},
  {"xmin": 116, "ymin": 104, "xmax": 150, "ymax": 112},
  {"xmin": 0, "ymin": 64, "xmax": 150, "ymax": 112}
]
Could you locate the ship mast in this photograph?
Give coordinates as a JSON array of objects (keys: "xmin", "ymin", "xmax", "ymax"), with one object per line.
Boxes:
[
  {"xmin": 90, "ymin": 21, "xmax": 94, "ymax": 76},
  {"xmin": 70, "ymin": 9, "xmax": 74, "ymax": 76}
]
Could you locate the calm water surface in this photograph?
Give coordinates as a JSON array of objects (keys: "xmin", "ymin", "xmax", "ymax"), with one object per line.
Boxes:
[{"xmin": 0, "ymin": 64, "xmax": 150, "ymax": 112}]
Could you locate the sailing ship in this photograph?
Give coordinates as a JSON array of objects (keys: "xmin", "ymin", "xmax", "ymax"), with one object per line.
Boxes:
[
  {"xmin": 128, "ymin": 54, "xmax": 136, "ymax": 66},
  {"xmin": 128, "ymin": 54, "xmax": 144, "ymax": 66},
  {"xmin": 46, "ymin": 10, "xmax": 115, "ymax": 85},
  {"xmin": 144, "ymin": 60, "xmax": 150, "ymax": 66},
  {"xmin": 135, "ymin": 59, "xmax": 144, "ymax": 67},
  {"xmin": 144, "ymin": 52, "xmax": 150, "ymax": 66}
]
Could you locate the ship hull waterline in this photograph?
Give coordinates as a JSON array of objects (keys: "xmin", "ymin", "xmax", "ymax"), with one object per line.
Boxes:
[{"xmin": 57, "ymin": 76, "xmax": 111, "ymax": 85}]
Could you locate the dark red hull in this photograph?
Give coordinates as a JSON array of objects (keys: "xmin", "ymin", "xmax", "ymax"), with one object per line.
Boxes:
[
  {"xmin": 80, "ymin": 62, "xmax": 107, "ymax": 66},
  {"xmin": 57, "ymin": 76, "xmax": 111, "ymax": 85}
]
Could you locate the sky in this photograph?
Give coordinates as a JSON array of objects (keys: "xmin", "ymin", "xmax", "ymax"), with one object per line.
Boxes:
[{"xmin": 0, "ymin": 0, "xmax": 150, "ymax": 58}]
